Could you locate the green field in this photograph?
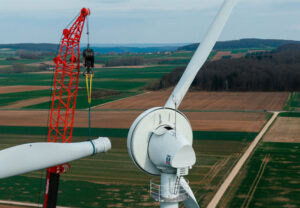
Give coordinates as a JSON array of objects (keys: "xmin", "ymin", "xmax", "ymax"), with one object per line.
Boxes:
[
  {"xmin": 221, "ymin": 142, "xmax": 300, "ymax": 208},
  {"xmin": 0, "ymin": 125, "xmax": 257, "ymax": 142},
  {"xmin": 0, "ymin": 48, "xmax": 191, "ymax": 110},
  {"xmin": 0, "ymin": 52, "xmax": 183, "ymax": 110},
  {"xmin": 279, "ymin": 112, "xmax": 300, "ymax": 117},
  {"xmin": 0, "ymin": 132, "xmax": 252, "ymax": 207},
  {"xmin": 0, "ymin": 90, "xmax": 49, "ymax": 107},
  {"xmin": 0, "ymin": 48, "xmax": 294, "ymax": 208},
  {"xmin": 283, "ymin": 92, "xmax": 300, "ymax": 111},
  {"xmin": 0, "ymin": 48, "xmax": 241, "ymax": 110},
  {"xmin": 219, "ymin": 48, "xmax": 273, "ymax": 54},
  {"xmin": 25, "ymin": 91, "xmax": 141, "ymax": 109}
]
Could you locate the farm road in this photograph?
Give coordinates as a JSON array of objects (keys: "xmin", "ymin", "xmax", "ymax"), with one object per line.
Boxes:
[{"xmin": 206, "ymin": 112, "xmax": 279, "ymax": 208}]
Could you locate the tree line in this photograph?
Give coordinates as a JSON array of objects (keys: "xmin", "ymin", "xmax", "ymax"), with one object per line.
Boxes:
[
  {"xmin": 147, "ymin": 44, "xmax": 300, "ymax": 91},
  {"xmin": 178, "ymin": 39, "xmax": 300, "ymax": 51}
]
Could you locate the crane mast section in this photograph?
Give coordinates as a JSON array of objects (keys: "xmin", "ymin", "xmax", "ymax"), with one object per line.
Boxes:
[{"xmin": 48, "ymin": 9, "xmax": 89, "ymax": 143}]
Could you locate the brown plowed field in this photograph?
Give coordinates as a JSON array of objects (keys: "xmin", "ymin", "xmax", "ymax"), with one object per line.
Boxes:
[
  {"xmin": 0, "ymin": 110, "xmax": 266, "ymax": 132},
  {"xmin": 94, "ymin": 91, "xmax": 289, "ymax": 111},
  {"xmin": 230, "ymin": 53, "xmax": 245, "ymax": 59},
  {"xmin": 105, "ymin": 65, "xmax": 160, "ymax": 69},
  {"xmin": 3, "ymin": 96, "xmax": 50, "ymax": 109},
  {"xmin": 0, "ymin": 65, "xmax": 9, "ymax": 69},
  {"xmin": 27, "ymin": 61, "xmax": 53, "ymax": 66},
  {"xmin": 264, "ymin": 117, "xmax": 300, "ymax": 143},
  {"xmin": 28, "ymin": 61, "xmax": 103, "ymax": 68},
  {"xmin": 211, "ymin": 51, "xmax": 231, "ymax": 61},
  {"xmin": 0, "ymin": 85, "xmax": 49, "ymax": 94}
]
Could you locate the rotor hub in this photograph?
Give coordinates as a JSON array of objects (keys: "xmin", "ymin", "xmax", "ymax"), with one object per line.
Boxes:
[{"xmin": 127, "ymin": 107, "xmax": 193, "ymax": 175}]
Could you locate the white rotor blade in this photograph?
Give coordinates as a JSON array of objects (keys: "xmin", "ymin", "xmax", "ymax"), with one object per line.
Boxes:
[
  {"xmin": 180, "ymin": 177, "xmax": 200, "ymax": 208},
  {"xmin": 165, "ymin": 0, "xmax": 239, "ymax": 109},
  {"xmin": 0, "ymin": 137, "xmax": 111, "ymax": 179}
]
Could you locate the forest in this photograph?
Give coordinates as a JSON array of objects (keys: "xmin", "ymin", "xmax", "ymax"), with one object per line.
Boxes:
[
  {"xmin": 178, "ymin": 38, "xmax": 300, "ymax": 51},
  {"xmin": 147, "ymin": 44, "xmax": 300, "ymax": 91}
]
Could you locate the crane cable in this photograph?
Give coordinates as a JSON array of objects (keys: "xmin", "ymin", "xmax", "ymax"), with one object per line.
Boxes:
[
  {"xmin": 86, "ymin": 73, "xmax": 93, "ymax": 138},
  {"xmin": 85, "ymin": 16, "xmax": 93, "ymax": 139}
]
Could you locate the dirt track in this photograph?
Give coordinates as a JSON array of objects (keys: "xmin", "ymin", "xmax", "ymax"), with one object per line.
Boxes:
[
  {"xmin": 0, "ymin": 86, "xmax": 49, "ymax": 94},
  {"xmin": 264, "ymin": 117, "xmax": 300, "ymax": 143},
  {"xmin": 94, "ymin": 91, "xmax": 289, "ymax": 111},
  {"xmin": 0, "ymin": 110, "xmax": 266, "ymax": 132}
]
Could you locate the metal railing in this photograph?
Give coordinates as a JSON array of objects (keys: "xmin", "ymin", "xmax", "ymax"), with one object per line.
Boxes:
[{"xmin": 150, "ymin": 178, "xmax": 189, "ymax": 203}]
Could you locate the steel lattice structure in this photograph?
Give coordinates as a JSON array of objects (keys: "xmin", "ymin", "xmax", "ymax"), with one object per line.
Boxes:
[
  {"xmin": 44, "ymin": 8, "xmax": 90, "ymax": 208},
  {"xmin": 48, "ymin": 8, "xmax": 89, "ymax": 143}
]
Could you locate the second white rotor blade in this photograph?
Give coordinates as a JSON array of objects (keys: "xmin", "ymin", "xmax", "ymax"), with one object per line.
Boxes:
[
  {"xmin": 0, "ymin": 137, "xmax": 111, "ymax": 179},
  {"xmin": 165, "ymin": 0, "xmax": 239, "ymax": 109}
]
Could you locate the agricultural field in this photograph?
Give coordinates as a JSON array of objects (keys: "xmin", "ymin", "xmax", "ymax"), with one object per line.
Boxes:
[
  {"xmin": 0, "ymin": 48, "xmax": 275, "ymax": 110},
  {"xmin": 220, "ymin": 142, "xmax": 300, "ymax": 208},
  {"xmin": 0, "ymin": 49, "xmax": 190, "ymax": 110},
  {"xmin": 219, "ymin": 110, "xmax": 300, "ymax": 208},
  {"xmin": 264, "ymin": 115, "xmax": 300, "ymax": 143},
  {"xmin": 0, "ymin": 48, "xmax": 295, "ymax": 208},
  {"xmin": 0, "ymin": 91, "xmax": 278, "ymax": 208},
  {"xmin": 0, "ymin": 110, "xmax": 267, "ymax": 132},
  {"xmin": 95, "ymin": 90, "xmax": 288, "ymax": 111},
  {"xmin": 210, "ymin": 49, "xmax": 268, "ymax": 61},
  {"xmin": 283, "ymin": 92, "xmax": 300, "ymax": 111},
  {"xmin": 0, "ymin": 132, "xmax": 254, "ymax": 208}
]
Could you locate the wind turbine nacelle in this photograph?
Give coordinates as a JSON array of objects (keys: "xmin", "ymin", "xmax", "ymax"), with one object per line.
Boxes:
[{"xmin": 149, "ymin": 129, "xmax": 196, "ymax": 172}]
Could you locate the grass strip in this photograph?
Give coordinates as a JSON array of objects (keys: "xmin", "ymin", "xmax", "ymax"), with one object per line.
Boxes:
[
  {"xmin": 279, "ymin": 112, "xmax": 300, "ymax": 117},
  {"xmin": 0, "ymin": 126, "xmax": 257, "ymax": 141}
]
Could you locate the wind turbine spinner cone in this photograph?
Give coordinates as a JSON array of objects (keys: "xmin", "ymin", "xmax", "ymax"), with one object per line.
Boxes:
[{"xmin": 127, "ymin": 0, "xmax": 239, "ymax": 207}]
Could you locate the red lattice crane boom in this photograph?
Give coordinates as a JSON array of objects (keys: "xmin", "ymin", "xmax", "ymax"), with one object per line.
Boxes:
[{"xmin": 44, "ymin": 8, "xmax": 90, "ymax": 208}]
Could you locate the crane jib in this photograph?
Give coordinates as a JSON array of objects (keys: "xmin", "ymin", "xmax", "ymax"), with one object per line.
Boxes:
[{"xmin": 44, "ymin": 8, "xmax": 90, "ymax": 208}]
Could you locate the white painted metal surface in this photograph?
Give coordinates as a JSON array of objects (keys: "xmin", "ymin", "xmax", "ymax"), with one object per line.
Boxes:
[
  {"xmin": 161, "ymin": 173, "xmax": 179, "ymax": 208},
  {"xmin": 165, "ymin": 0, "xmax": 239, "ymax": 109},
  {"xmin": 149, "ymin": 129, "xmax": 195, "ymax": 170},
  {"xmin": 127, "ymin": 107, "xmax": 193, "ymax": 175},
  {"xmin": 180, "ymin": 178, "xmax": 200, "ymax": 208},
  {"xmin": 0, "ymin": 137, "xmax": 111, "ymax": 179},
  {"xmin": 149, "ymin": 129, "xmax": 198, "ymax": 208}
]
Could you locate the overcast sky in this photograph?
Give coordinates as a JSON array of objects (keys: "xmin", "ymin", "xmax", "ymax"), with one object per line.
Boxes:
[{"xmin": 1, "ymin": 0, "xmax": 300, "ymax": 44}]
